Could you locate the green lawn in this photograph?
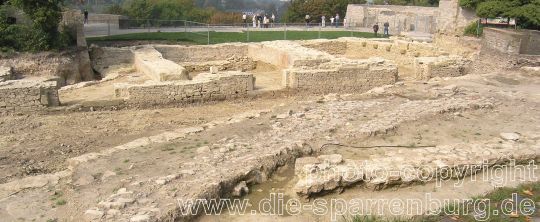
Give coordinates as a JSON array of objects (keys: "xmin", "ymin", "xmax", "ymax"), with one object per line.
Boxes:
[{"xmin": 86, "ymin": 30, "xmax": 382, "ymax": 45}]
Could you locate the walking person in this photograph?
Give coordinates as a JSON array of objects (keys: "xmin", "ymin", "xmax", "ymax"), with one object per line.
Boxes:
[
  {"xmin": 263, "ymin": 15, "xmax": 268, "ymax": 28},
  {"xmin": 321, "ymin": 15, "xmax": 326, "ymax": 27},
  {"xmin": 305, "ymin": 14, "xmax": 310, "ymax": 27},
  {"xmin": 271, "ymin": 13, "xmax": 276, "ymax": 27},
  {"xmin": 252, "ymin": 14, "xmax": 256, "ymax": 28},
  {"xmin": 335, "ymin": 13, "xmax": 340, "ymax": 27},
  {"xmin": 83, "ymin": 9, "xmax": 89, "ymax": 24},
  {"xmin": 242, "ymin": 13, "xmax": 247, "ymax": 28},
  {"xmin": 373, "ymin": 23, "xmax": 379, "ymax": 37},
  {"xmin": 383, "ymin": 21, "xmax": 390, "ymax": 36},
  {"xmin": 330, "ymin": 16, "xmax": 335, "ymax": 27}
]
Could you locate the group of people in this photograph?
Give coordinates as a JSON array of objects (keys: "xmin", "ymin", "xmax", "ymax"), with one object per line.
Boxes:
[
  {"xmin": 372, "ymin": 21, "xmax": 390, "ymax": 37},
  {"xmin": 243, "ymin": 13, "xmax": 275, "ymax": 28},
  {"xmin": 305, "ymin": 14, "xmax": 342, "ymax": 28}
]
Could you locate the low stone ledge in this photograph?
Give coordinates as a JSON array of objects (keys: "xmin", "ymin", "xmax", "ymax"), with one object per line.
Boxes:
[
  {"xmin": 294, "ymin": 137, "xmax": 540, "ymax": 197},
  {"xmin": 0, "ymin": 79, "xmax": 60, "ymax": 113},
  {"xmin": 114, "ymin": 71, "xmax": 254, "ymax": 106},
  {"xmin": 132, "ymin": 47, "xmax": 189, "ymax": 82},
  {"xmin": 414, "ymin": 56, "xmax": 470, "ymax": 80},
  {"xmin": 0, "ymin": 66, "xmax": 13, "ymax": 82}
]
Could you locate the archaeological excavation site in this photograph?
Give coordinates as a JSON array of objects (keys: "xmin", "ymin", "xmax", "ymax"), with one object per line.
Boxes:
[{"xmin": 0, "ymin": 0, "xmax": 540, "ymax": 222}]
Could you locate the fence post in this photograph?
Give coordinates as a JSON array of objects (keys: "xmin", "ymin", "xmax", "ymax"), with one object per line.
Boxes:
[
  {"xmin": 284, "ymin": 23, "xmax": 287, "ymax": 40},
  {"xmin": 107, "ymin": 19, "xmax": 111, "ymax": 36},
  {"xmin": 476, "ymin": 19, "xmax": 480, "ymax": 37},
  {"xmin": 318, "ymin": 24, "xmax": 321, "ymax": 39},
  {"xmin": 246, "ymin": 25, "xmax": 250, "ymax": 42},
  {"xmin": 207, "ymin": 24, "xmax": 210, "ymax": 45}
]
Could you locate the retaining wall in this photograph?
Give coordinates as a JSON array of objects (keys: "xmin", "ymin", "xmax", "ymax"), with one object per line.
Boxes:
[
  {"xmin": 114, "ymin": 72, "xmax": 254, "ymax": 106},
  {"xmin": 156, "ymin": 44, "xmax": 249, "ymax": 63},
  {"xmin": 0, "ymin": 79, "xmax": 59, "ymax": 113}
]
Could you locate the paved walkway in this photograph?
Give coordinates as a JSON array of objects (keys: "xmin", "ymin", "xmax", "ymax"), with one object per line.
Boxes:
[{"xmin": 83, "ymin": 22, "xmax": 373, "ymax": 38}]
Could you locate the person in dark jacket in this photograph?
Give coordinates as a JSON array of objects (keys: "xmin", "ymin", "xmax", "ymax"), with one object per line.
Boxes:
[
  {"xmin": 373, "ymin": 23, "xmax": 379, "ymax": 37},
  {"xmin": 383, "ymin": 21, "xmax": 390, "ymax": 36}
]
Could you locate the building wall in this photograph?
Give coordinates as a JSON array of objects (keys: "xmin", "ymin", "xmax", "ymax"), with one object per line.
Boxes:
[
  {"xmin": 345, "ymin": 4, "xmax": 439, "ymax": 34},
  {"xmin": 345, "ymin": 0, "xmax": 477, "ymax": 35},
  {"xmin": 437, "ymin": 0, "xmax": 477, "ymax": 34}
]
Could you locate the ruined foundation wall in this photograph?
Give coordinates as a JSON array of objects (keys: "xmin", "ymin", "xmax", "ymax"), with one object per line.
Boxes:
[
  {"xmin": 257, "ymin": 41, "xmax": 399, "ymax": 93},
  {"xmin": 347, "ymin": 39, "xmax": 443, "ymax": 60},
  {"xmin": 89, "ymin": 46, "xmax": 134, "ymax": 75},
  {"xmin": 0, "ymin": 51, "xmax": 89, "ymax": 85},
  {"xmin": 0, "ymin": 66, "xmax": 13, "ymax": 82},
  {"xmin": 248, "ymin": 41, "xmax": 333, "ymax": 68},
  {"xmin": 132, "ymin": 47, "xmax": 189, "ymax": 81},
  {"xmin": 156, "ymin": 44, "xmax": 249, "ymax": 63},
  {"xmin": 0, "ymin": 80, "xmax": 59, "ymax": 113},
  {"xmin": 414, "ymin": 56, "xmax": 469, "ymax": 80},
  {"xmin": 301, "ymin": 40, "xmax": 348, "ymax": 55},
  {"xmin": 284, "ymin": 59, "xmax": 398, "ymax": 93},
  {"xmin": 115, "ymin": 72, "xmax": 254, "ymax": 106},
  {"xmin": 477, "ymin": 28, "xmax": 540, "ymax": 71}
]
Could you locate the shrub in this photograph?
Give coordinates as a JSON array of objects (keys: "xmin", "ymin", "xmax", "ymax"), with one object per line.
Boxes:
[
  {"xmin": 0, "ymin": 1, "xmax": 75, "ymax": 52},
  {"xmin": 463, "ymin": 20, "xmax": 482, "ymax": 37}
]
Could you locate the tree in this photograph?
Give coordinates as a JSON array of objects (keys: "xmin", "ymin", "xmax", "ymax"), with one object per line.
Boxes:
[
  {"xmin": 459, "ymin": 0, "xmax": 540, "ymax": 29},
  {"xmin": 283, "ymin": 0, "xmax": 365, "ymax": 23},
  {"xmin": 10, "ymin": 0, "xmax": 64, "ymax": 50}
]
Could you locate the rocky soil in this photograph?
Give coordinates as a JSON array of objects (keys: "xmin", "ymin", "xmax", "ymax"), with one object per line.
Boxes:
[{"xmin": 0, "ymin": 66, "xmax": 538, "ymax": 221}]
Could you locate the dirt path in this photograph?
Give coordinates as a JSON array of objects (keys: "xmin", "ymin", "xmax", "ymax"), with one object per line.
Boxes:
[{"xmin": 0, "ymin": 96, "xmax": 295, "ymax": 183}]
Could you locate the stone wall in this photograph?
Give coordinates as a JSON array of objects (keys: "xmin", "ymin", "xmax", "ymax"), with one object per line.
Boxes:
[
  {"xmin": 114, "ymin": 72, "xmax": 254, "ymax": 106},
  {"xmin": 0, "ymin": 51, "xmax": 91, "ymax": 85},
  {"xmin": 0, "ymin": 66, "xmax": 13, "ymax": 82},
  {"xmin": 482, "ymin": 28, "xmax": 540, "ymax": 55},
  {"xmin": 89, "ymin": 46, "xmax": 134, "ymax": 75},
  {"xmin": 248, "ymin": 41, "xmax": 333, "ymax": 69},
  {"xmin": 477, "ymin": 28, "xmax": 540, "ymax": 71},
  {"xmin": 250, "ymin": 41, "xmax": 398, "ymax": 93},
  {"xmin": 345, "ymin": 4, "xmax": 439, "ymax": 34},
  {"xmin": 132, "ymin": 47, "xmax": 189, "ymax": 81},
  {"xmin": 437, "ymin": 0, "xmax": 477, "ymax": 35},
  {"xmin": 87, "ymin": 14, "xmax": 128, "ymax": 29},
  {"xmin": 284, "ymin": 57, "xmax": 398, "ymax": 93},
  {"xmin": 344, "ymin": 38, "xmax": 443, "ymax": 65},
  {"xmin": 0, "ymin": 79, "xmax": 59, "ymax": 113},
  {"xmin": 345, "ymin": 0, "xmax": 477, "ymax": 35},
  {"xmin": 156, "ymin": 44, "xmax": 249, "ymax": 63},
  {"xmin": 414, "ymin": 56, "xmax": 469, "ymax": 80}
]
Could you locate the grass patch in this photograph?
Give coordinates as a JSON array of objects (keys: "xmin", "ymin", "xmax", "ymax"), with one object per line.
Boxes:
[
  {"xmin": 55, "ymin": 199, "xmax": 67, "ymax": 206},
  {"xmin": 346, "ymin": 182, "xmax": 540, "ymax": 222},
  {"xmin": 87, "ymin": 30, "xmax": 384, "ymax": 45}
]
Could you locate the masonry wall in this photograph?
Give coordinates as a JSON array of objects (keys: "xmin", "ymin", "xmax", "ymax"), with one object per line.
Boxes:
[
  {"xmin": 0, "ymin": 66, "xmax": 13, "ymax": 82},
  {"xmin": 132, "ymin": 47, "xmax": 189, "ymax": 81},
  {"xmin": 0, "ymin": 80, "xmax": 59, "ymax": 113},
  {"xmin": 89, "ymin": 47, "xmax": 134, "ymax": 74},
  {"xmin": 283, "ymin": 61, "xmax": 398, "ymax": 93},
  {"xmin": 156, "ymin": 44, "xmax": 249, "ymax": 63},
  {"xmin": 414, "ymin": 56, "xmax": 469, "ymax": 80},
  {"xmin": 345, "ymin": 4, "xmax": 439, "ymax": 34},
  {"xmin": 437, "ymin": 0, "xmax": 477, "ymax": 35},
  {"xmin": 115, "ymin": 72, "xmax": 254, "ymax": 106}
]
